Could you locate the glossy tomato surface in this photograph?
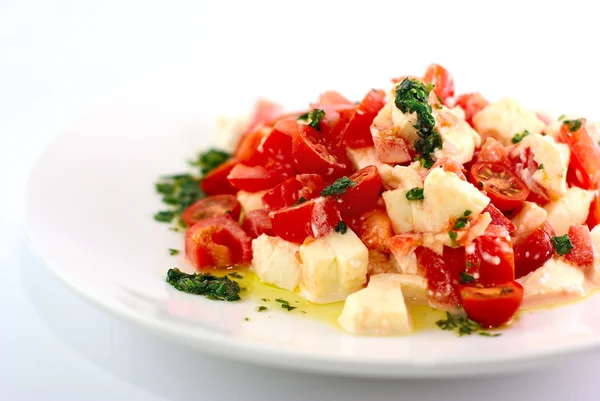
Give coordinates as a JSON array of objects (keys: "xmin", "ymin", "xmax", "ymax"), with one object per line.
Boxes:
[
  {"xmin": 337, "ymin": 166, "xmax": 382, "ymax": 218},
  {"xmin": 564, "ymin": 225, "xmax": 594, "ymax": 266},
  {"xmin": 241, "ymin": 208, "xmax": 274, "ymax": 239},
  {"xmin": 460, "ymin": 281, "xmax": 524, "ymax": 328},
  {"xmin": 181, "ymin": 194, "xmax": 241, "ymax": 227},
  {"xmin": 261, "ymin": 174, "xmax": 325, "ymax": 211},
  {"xmin": 201, "ymin": 159, "xmax": 239, "ymax": 195},
  {"xmin": 270, "ymin": 197, "xmax": 341, "ymax": 243},
  {"xmin": 560, "ymin": 119, "xmax": 600, "ymax": 190},
  {"xmin": 465, "ymin": 225, "xmax": 514, "ymax": 285},
  {"xmin": 514, "ymin": 222, "xmax": 555, "ymax": 278},
  {"xmin": 342, "ymin": 89, "xmax": 386, "ymax": 149},
  {"xmin": 470, "ymin": 162, "xmax": 529, "ymax": 211}
]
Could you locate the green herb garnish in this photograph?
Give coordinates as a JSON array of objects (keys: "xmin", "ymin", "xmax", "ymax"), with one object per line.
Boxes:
[
  {"xmin": 538, "ymin": 164, "xmax": 544, "ymax": 170},
  {"xmin": 154, "ymin": 174, "xmax": 204, "ymax": 226},
  {"xmin": 228, "ymin": 272, "xmax": 244, "ymax": 279},
  {"xmin": 551, "ymin": 234, "xmax": 573, "ymax": 255},
  {"xmin": 257, "ymin": 306, "xmax": 268, "ymax": 312},
  {"xmin": 436, "ymin": 312, "xmax": 500, "ymax": 337},
  {"xmin": 563, "ymin": 119, "xmax": 582, "ymax": 132},
  {"xmin": 405, "ymin": 187, "xmax": 424, "ymax": 201},
  {"xmin": 244, "ymin": 317, "xmax": 250, "ymax": 321},
  {"xmin": 453, "ymin": 216, "xmax": 469, "ymax": 229},
  {"xmin": 154, "ymin": 210, "xmax": 176, "ymax": 223},
  {"xmin": 261, "ymin": 298, "xmax": 269, "ymax": 302},
  {"xmin": 558, "ymin": 114, "xmax": 567, "ymax": 121},
  {"xmin": 512, "ymin": 130, "xmax": 530, "ymax": 144},
  {"xmin": 166, "ymin": 268, "xmax": 241, "ymax": 301},
  {"xmin": 275, "ymin": 298, "xmax": 297, "ymax": 311},
  {"xmin": 321, "ymin": 177, "xmax": 356, "ymax": 196},
  {"xmin": 448, "ymin": 231, "xmax": 458, "ymax": 245},
  {"xmin": 479, "ymin": 332, "xmax": 501, "ymax": 337},
  {"xmin": 308, "ymin": 109, "xmax": 325, "ymax": 130},
  {"xmin": 297, "ymin": 112, "xmax": 310, "ymax": 121},
  {"xmin": 460, "ymin": 272, "xmax": 475, "ymax": 284},
  {"xmin": 294, "ymin": 196, "xmax": 307, "ymax": 205},
  {"xmin": 335, "ymin": 221, "xmax": 348, "ymax": 234},
  {"xmin": 169, "ymin": 248, "xmax": 180, "ymax": 256},
  {"xmin": 189, "ymin": 148, "xmax": 230, "ymax": 175}
]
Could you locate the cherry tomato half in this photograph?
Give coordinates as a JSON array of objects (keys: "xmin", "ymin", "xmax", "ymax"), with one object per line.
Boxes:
[
  {"xmin": 270, "ymin": 197, "xmax": 341, "ymax": 243},
  {"xmin": 338, "ymin": 166, "xmax": 382, "ymax": 218},
  {"xmin": 261, "ymin": 174, "xmax": 325, "ymax": 211},
  {"xmin": 564, "ymin": 225, "xmax": 594, "ymax": 267},
  {"xmin": 559, "ymin": 118, "xmax": 600, "ymax": 190},
  {"xmin": 514, "ymin": 222, "xmax": 555, "ymax": 278},
  {"xmin": 422, "ymin": 63, "xmax": 455, "ymax": 103},
  {"xmin": 260, "ymin": 119, "xmax": 296, "ymax": 161},
  {"xmin": 470, "ymin": 162, "xmax": 529, "ymax": 211},
  {"xmin": 460, "ymin": 281, "xmax": 524, "ymax": 328},
  {"xmin": 227, "ymin": 161, "xmax": 295, "ymax": 193},
  {"xmin": 342, "ymin": 89, "xmax": 386, "ymax": 149},
  {"xmin": 181, "ymin": 194, "xmax": 241, "ymax": 228},
  {"xmin": 465, "ymin": 225, "xmax": 514, "ymax": 286},
  {"xmin": 185, "ymin": 215, "xmax": 252, "ymax": 269},
  {"xmin": 292, "ymin": 124, "xmax": 352, "ymax": 177},
  {"xmin": 241, "ymin": 208, "xmax": 273, "ymax": 239},
  {"xmin": 416, "ymin": 246, "xmax": 463, "ymax": 309},
  {"xmin": 201, "ymin": 159, "xmax": 239, "ymax": 195}
]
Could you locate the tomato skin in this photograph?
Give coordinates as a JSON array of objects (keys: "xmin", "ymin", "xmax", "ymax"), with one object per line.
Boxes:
[
  {"xmin": 586, "ymin": 192, "xmax": 600, "ymax": 230},
  {"xmin": 260, "ymin": 119, "xmax": 297, "ymax": 161},
  {"xmin": 181, "ymin": 195, "xmax": 241, "ymax": 227},
  {"xmin": 465, "ymin": 225, "xmax": 515, "ymax": 286},
  {"xmin": 338, "ymin": 166, "xmax": 382, "ymax": 218},
  {"xmin": 454, "ymin": 93, "xmax": 489, "ymax": 126},
  {"xmin": 514, "ymin": 222, "xmax": 555, "ymax": 278},
  {"xmin": 469, "ymin": 162, "xmax": 529, "ymax": 211},
  {"xmin": 476, "ymin": 138, "xmax": 511, "ymax": 168},
  {"xmin": 185, "ymin": 215, "xmax": 252, "ymax": 269},
  {"xmin": 292, "ymin": 125, "xmax": 352, "ymax": 177},
  {"xmin": 559, "ymin": 119, "xmax": 600, "ymax": 190},
  {"xmin": 241, "ymin": 209, "xmax": 273, "ymax": 239},
  {"xmin": 416, "ymin": 246, "xmax": 462, "ymax": 309},
  {"xmin": 342, "ymin": 89, "xmax": 386, "ymax": 149},
  {"xmin": 422, "ymin": 64, "xmax": 455, "ymax": 103},
  {"xmin": 261, "ymin": 174, "xmax": 325, "ymax": 211},
  {"xmin": 201, "ymin": 159, "xmax": 239, "ymax": 195},
  {"xmin": 564, "ymin": 225, "xmax": 594, "ymax": 267},
  {"xmin": 227, "ymin": 162, "xmax": 295, "ymax": 193},
  {"xmin": 313, "ymin": 104, "xmax": 357, "ymax": 146},
  {"xmin": 482, "ymin": 204, "xmax": 516, "ymax": 235},
  {"xmin": 460, "ymin": 281, "xmax": 524, "ymax": 328},
  {"xmin": 270, "ymin": 197, "xmax": 341, "ymax": 243}
]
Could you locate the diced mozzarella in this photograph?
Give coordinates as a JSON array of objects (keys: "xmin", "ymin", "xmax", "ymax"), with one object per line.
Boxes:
[
  {"xmin": 213, "ymin": 115, "xmax": 248, "ymax": 153},
  {"xmin": 473, "ymin": 97, "xmax": 545, "ymax": 147},
  {"xmin": 378, "ymin": 163, "xmax": 424, "ymax": 190},
  {"xmin": 299, "ymin": 230, "xmax": 368, "ymax": 304},
  {"xmin": 511, "ymin": 201, "xmax": 548, "ymax": 240},
  {"xmin": 382, "ymin": 188, "xmax": 415, "ymax": 233},
  {"xmin": 237, "ymin": 190, "xmax": 267, "ymax": 215},
  {"xmin": 434, "ymin": 108, "xmax": 481, "ymax": 164},
  {"xmin": 517, "ymin": 258, "xmax": 586, "ymax": 307},
  {"xmin": 393, "ymin": 251, "xmax": 419, "ymax": 275},
  {"xmin": 589, "ymin": 225, "xmax": 600, "ymax": 284},
  {"xmin": 346, "ymin": 147, "xmax": 382, "ymax": 171},
  {"xmin": 338, "ymin": 273, "xmax": 413, "ymax": 335},
  {"xmin": 367, "ymin": 249, "xmax": 401, "ymax": 275},
  {"xmin": 510, "ymin": 134, "xmax": 569, "ymax": 199},
  {"xmin": 251, "ymin": 234, "xmax": 302, "ymax": 291},
  {"xmin": 544, "ymin": 187, "xmax": 594, "ymax": 236}
]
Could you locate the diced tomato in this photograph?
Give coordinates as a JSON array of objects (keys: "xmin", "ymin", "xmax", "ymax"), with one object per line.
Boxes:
[
  {"xmin": 316, "ymin": 90, "xmax": 353, "ymax": 105},
  {"xmin": 429, "ymin": 157, "xmax": 467, "ymax": 181},
  {"xmin": 476, "ymin": 138, "xmax": 511, "ymax": 168},
  {"xmin": 201, "ymin": 159, "xmax": 239, "ymax": 195},
  {"xmin": 227, "ymin": 162, "xmax": 295, "ymax": 192},
  {"xmin": 416, "ymin": 246, "xmax": 462, "ymax": 309},
  {"xmin": 564, "ymin": 225, "xmax": 594, "ymax": 267},
  {"xmin": 469, "ymin": 162, "xmax": 529, "ymax": 211},
  {"xmin": 338, "ymin": 166, "xmax": 382, "ymax": 218},
  {"xmin": 586, "ymin": 191, "xmax": 600, "ymax": 230},
  {"xmin": 242, "ymin": 99, "xmax": 283, "ymax": 136},
  {"xmin": 482, "ymin": 204, "xmax": 516, "ymax": 235},
  {"xmin": 292, "ymin": 124, "xmax": 352, "ymax": 177},
  {"xmin": 235, "ymin": 127, "xmax": 269, "ymax": 166},
  {"xmin": 460, "ymin": 281, "xmax": 524, "ymax": 328},
  {"xmin": 181, "ymin": 195, "xmax": 241, "ymax": 228},
  {"xmin": 342, "ymin": 89, "xmax": 386, "ymax": 149},
  {"xmin": 559, "ymin": 119, "xmax": 600, "ymax": 190},
  {"xmin": 465, "ymin": 225, "xmax": 514, "ymax": 285},
  {"xmin": 312, "ymin": 104, "xmax": 357, "ymax": 146},
  {"xmin": 512, "ymin": 148, "xmax": 550, "ymax": 205},
  {"xmin": 260, "ymin": 119, "xmax": 296, "ymax": 161},
  {"xmin": 185, "ymin": 215, "xmax": 252, "ymax": 269},
  {"xmin": 514, "ymin": 222, "xmax": 555, "ymax": 278},
  {"xmin": 270, "ymin": 197, "xmax": 341, "ymax": 243},
  {"xmin": 372, "ymin": 135, "xmax": 413, "ymax": 164},
  {"xmin": 355, "ymin": 208, "xmax": 394, "ymax": 251},
  {"xmin": 261, "ymin": 174, "xmax": 325, "ymax": 211},
  {"xmin": 454, "ymin": 93, "xmax": 489, "ymax": 126},
  {"xmin": 241, "ymin": 209, "xmax": 273, "ymax": 239},
  {"xmin": 422, "ymin": 63, "xmax": 455, "ymax": 103}
]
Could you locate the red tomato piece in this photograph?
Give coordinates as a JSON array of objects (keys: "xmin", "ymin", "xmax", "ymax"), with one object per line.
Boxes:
[
  {"xmin": 354, "ymin": 208, "xmax": 394, "ymax": 251},
  {"xmin": 181, "ymin": 194, "xmax": 241, "ymax": 228},
  {"xmin": 559, "ymin": 119, "xmax": 600, "ymax": 190},
  {"xmin": 514, "ymin": 222, "xmax": 555, "ymax": 278},
  {"xmin": 416, "ymin": 246, "xmax": 462, "ymax": 309},
  {"xmin": 372, "ymin": 134, "xmax": 413, "ymax": 164},
  {"xmin": 270, "ymin": 197, "xmax": 341, "ymax": 243},
  {"xmin": 422, "ymin": 64, "xmax": 455, "ymax": 103},
  {"xmin": 260, "ymin": 119, "xmax": 296, "ymax": 161},
  {"xmin": 482, "ymin": 204, "xmax": 516, "ymax": 235},
  {"xmin": 389, "ymin": 233, "xmax": 421, "ymax": 258},
  {"xmin": 227, "ymin": 162, "xmax": 295, "ymax": 193},
  {"xmin": 338, "ymin": 166, "xmax": 382, "ymax": 218},
  {"xmin": 465, "ymin": 225, "xmax": 514, "ymax": 286},
  {"xmin": 586, "ymin": 192, "xmax": 600, "ymax": 230},
  {"xmin": 454, "ymin": 93, "xmax": 489, "ymax": 126},
  {"xmin": 564, "ymin": 225, "xmax": 594, "ymax": 267},
  {"xmin": 241, "ymin": 209, "xmax": 273, "ymax": 239},
  {"xmin": 512, "ymin": 148, "xmax": 550, "ymax": 205},
  {"xmin": 235, "ymin": 126, "xmax": 270, "ymax": 166},
  {"xmin": 469, "ymin": 162, "xmax": 529, "ymax": 211},
  {"xmin": 316, "ymin": 90, "xmax": 353, "ymax": 105},
  {"xmin": 292, "ymin": 124, "xmax": 352, "ymax": 177},
  {"xmin": 185, "ymin": 215, "xmax": 252, "ymax": 269},
  {"xmin": 460, "ymin": 281, "xmax": 524, "ymax": 328},
  {"xmin": 261, "ymin": 174, "xmax": 325, "ymax": 211},
  {"xmin": 342, "ymin": 89, "xmax": 386, "ymax": 149},
  {"xmin": 201, "ymin": 159, "xmax": 239, "ymax": 195},
  {"xmin": 312, "ymin": 104, "xmax": 357, "ymax": 146},
  {"xmin": 476, "ymin": 138, "xmax": 511, "ymax": 168}
]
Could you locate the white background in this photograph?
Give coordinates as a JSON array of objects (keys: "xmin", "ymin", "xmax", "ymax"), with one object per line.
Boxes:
[{"xmin": 3, "ymin": 1, "xmax": 600, "ymax": 400}]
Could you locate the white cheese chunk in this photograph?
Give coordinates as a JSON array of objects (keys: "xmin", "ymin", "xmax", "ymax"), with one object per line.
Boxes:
[
  {"xmin": 434, "ymin": 108, "xmax": 481, "ymax": 164},
  {"xmin": 346, "ymin": 147, "xmax": 382, "ymax": 171},
  {"xmin": 382, "ymin": 188, "xmax": 415, "ymax": 233},
  {"xmin": 473, "ymin": 97, "xmax": 545, "ymax": 146},
  {"xmin": 368, "ymin": 273, "xmax": 428, "ymax": 306},
  {"xmin": 251, "ymin": 234, "xmax": 302, "ymax": 291},
  {"xmin": 511, "ymin": 201, "xmax": 548, "ymax": 240},
  {"xmin": 237, "ymin": 190, "xmax": 267, "ymax": 215},
  {"xmin": 338, "ymin": 273, "xmax": 413, "ymax": 335},
  {"xmin": 378, "ymin": 163, "xmax": 423, "ymax": 190},
  {"xmin": 544, "ymin": 187, "xmax": 595, "ymax": 236},
  {"xmin": 299, "ymin": 230, "xmax": 368, "ymax": 304}
]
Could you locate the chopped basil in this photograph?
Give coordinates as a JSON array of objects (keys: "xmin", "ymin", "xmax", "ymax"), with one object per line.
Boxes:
[
  {"xmin": 453, "ymin": 216, "xmax": 469, "ymax": 229},
  {"xmin": 538, "ymin": 164, "xmax": 544, "ymax": 170},
  {"xmin": 228, "ymin": 272, "xmax": 244, "ymax": 279},
  {"xmin": 166, "ymin": 268, "xmax": 241, "ymax": 301},
  {"xmin": 297, "ymin": 112, "xmax": 310, "ymax": 121},
  {"xmin": 154, "ymin": 210, "xmax": 175, "ymax": 223},
  {"xmin": 405, "ymin": 187, "xmax": 424, "ymax": 200},
  {"xmin": 189, "ymin": 148, "xmax": 230, "ymax": 175},
  {"xmin": 168, "ymin": 248, "xmax": 180, "ymax": 256},
  {"xmin": 257, "ymin": 306, "xmax": 268, "ymax": 312},
  {"xmin": 308, "ymin": 109, "xmax": 325, "ymax": 130},
  {"xmin": 275, "ymin": 298, "xmax": 297, "ymax": 311},
  {"xmin": 511, "ymin": 130, "xmax": 530, "ymax": 144},
  {"xmin": 460, "ymin": 272, "xmax": 475, "ymax": 284},
  {"xmin": 154, "ymin": 174, "xmax": 204, "ymax": 226},
  {"xmin": 294, "ymin": 196, "xmax": 307, "ymax": 206},
  {"xmin": 463, "ymin": 210, "xmax": 472, "ymax": 217},
  {"xmin": 448, "ymin": 231, "xmax": 458, "ymax": 245},
  {"xmin": 244, "ymin": 317, "xmax": 250, "ymax": 321},
  {"xmin": 563, "ymin": 119, "xmax": 582, "ymax": 132},
  {"xmin": 557, "ymin": 114, "xmax": 567, "ymax": 121},
  {"xmin": 551, "ymin": 234, "xmax": 573, "ymax": 255},
  {"xmin": 321, "ymin": 177, "xmax": 356, "ymax": 196},
  {"xmin": 436, "ymin": 312, "xmax": 501, "ymax": 337},
  {"xmin": 335, "ymin": 221, "xmax": 348, "ymax": 234}
]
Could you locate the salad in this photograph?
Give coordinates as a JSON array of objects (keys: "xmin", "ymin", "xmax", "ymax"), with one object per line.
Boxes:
[{"xmin": 155, "ymin": 63, "xmax": 600, "ymax": 336}]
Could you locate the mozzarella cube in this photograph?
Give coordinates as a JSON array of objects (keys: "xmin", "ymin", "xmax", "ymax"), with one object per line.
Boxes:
[
  {"xmin": 299, "ymin": 230, "xmax": 368, "ymax": 304},
  {"xmin": 392, "ymin": 251, "xmax": 419, "ymax": 275},
  {"xmin": 237, "ymin": 190, "xmax": 267, "ymax": 215},
  {"xmin": 346, "ymin": 147, "xmax": 382, "ymax": 171},
  {"xmin": 378, "ymin": 163, "xmax": 424, "ymax": 190},
  {"xmin": 251, "ymin": 234, "xmax": 302, "ymax": 291},
  {"xmin": 368, "ymin": 273, "xmax": 428, "ymax": 306},
  {"xmin": 517, "ymin": 258, "xmax": 586, "ymax": 308},
  {"xmin": 338, "ymin": 273, "xmax": 413, "ymax": 335},
  {"xmin": 511, "ymin": 201, "xmax": 548, "ymax": 240},
  {"xmin": 544, "ymin": 187, "xmax": 595, "ymax": 236},
  {"xmin": 434, "ymin": 110, "xmax": 481, "ymax": 164},
  {"xmin": 473, "ymin": 97, "xmax": 545, "ymax": 146},
  {"xmin": 382, "ymin": 188, "xmax": 415, "ymax": 233}
]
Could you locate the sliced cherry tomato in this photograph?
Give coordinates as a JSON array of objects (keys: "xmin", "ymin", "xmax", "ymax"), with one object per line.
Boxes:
[
  {"xmin": 422, "ymin": 64, "xmax": 455, "ymax": 103},
  {"xmin": 311, "ymin": 104, "xmax": 357, "ymax": 146},
  {"xmin": 586, "ymin": 191, "xmax": 600, "ymax": 230},
  {"xmin": 559, "ymin": 119, "xmax": 600, "ymax": 189},
  {"xmin": 470, "ymin": 162, "xmax": 529, "ymax": 211},
  {"xmin": 235, "ymin": 126, "xmax": 269, "ymax": 166},
  {"xmin": 482, "ymin": 204, "xmax": 516, "ymax": 235},
  {"xmin": 476, "ymin": 138, "xmax": 511, "ymax": 168},
  {"xmin": 185, "ymin": 215, "xmax": 252, "ymax": 269},
  {"xmin": 292, "ymin": 124, "xmax": 352, "ymax": 177},
  {"xmin": 416, "ymin": 246, "xmax": 462, "ymax": 309},
  {"xmin": 260, "ymin": 119, "xmax": 296, "ymax": 161},
  {"xmin": 338, "ymin": 166, "xmax": 382, "ymax": 218},
  {"xmin": 353, "ymin": 208, "xmax": 394, "ymax": 251},
  {"xmin": 270, "ymin": 197, "xmax": 341, "ymax": 243},
  {"xmin": 465, "ymin": 225, "xmax": 514, "ymax": 285},
  {"xmin": 261, "ymin": 174, "xmax": 325, "ymax": 211},
  {"xmin": 454, "ymin": 93, "xmax": 489, "ymax": 126},
  {"xmin": 460, "ymin": 281, "xmax": 524, "ymax": 328},
  {"xmin": 227, "ymin": 161, "xmax": 295, "ymax": 193},
  {"xmin": 514, "ymin": 222, "xmax": 555, "ymax": 278},
  {"xmin": 511, "ymin": 148, "xmax": 550, "ymax": 205},
  {"xmin": 564, "ymin": 225, "xmax": 594, "ymax": 267},
  {"xmin": 241, "ymin": 209, "xmax": 273, "ymax": 239},
  {"xmin": 342, "ymin": 89, "xmax": 386, "ymax": 149},
  {"xmin": 201, "ymin": 159, "xmax": 239, "ymax": 195},
  {"xmin": 181, "ymin": 195, "xmax": 241, "ymax": 227},
  {"xmin": 316, "ymin": 90, "xmax": 353, "ymax": 105}
]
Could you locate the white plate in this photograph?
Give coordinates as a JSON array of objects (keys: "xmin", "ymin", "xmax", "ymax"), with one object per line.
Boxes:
[{"xmin": 23, "ymin": 67, "xmax": 600, "ymax": 378}]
